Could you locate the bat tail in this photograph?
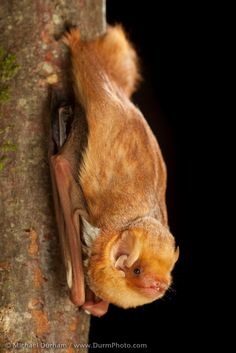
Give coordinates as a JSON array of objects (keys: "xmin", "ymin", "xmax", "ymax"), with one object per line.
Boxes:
[
  {"xmin": 97, "ymin": 25, "xmax": 141, "ymax": 97},
  {"xmin": 62, "ymin": 25, "xmax": 140, "ymax": 111}
]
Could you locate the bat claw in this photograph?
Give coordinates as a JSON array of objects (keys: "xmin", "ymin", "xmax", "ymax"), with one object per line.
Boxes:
[{"xmin": 82, "ymin": 300, "xmax": 109, "ymax": 317}]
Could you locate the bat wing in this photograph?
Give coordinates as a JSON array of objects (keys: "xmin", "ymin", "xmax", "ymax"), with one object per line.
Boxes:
[
  {"xmin": 49, "ymin": 88, "xmax": 87, "ymax": 305},
  {"xmin": 49, "ymin": 88, "xmax": 109, "ymax": 315}
]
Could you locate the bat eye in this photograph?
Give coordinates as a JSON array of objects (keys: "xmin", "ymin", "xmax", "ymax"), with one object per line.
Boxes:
[{"xmin": 133, "ymin": 267, "xmax": 141, "ymax": 275}]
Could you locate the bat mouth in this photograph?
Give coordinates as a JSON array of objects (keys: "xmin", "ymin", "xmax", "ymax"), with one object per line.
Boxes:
[
  {"xmin": 138, "ymin": 285, "xmax": 167, "ymax": 299},
  {"xmin": 136, "ymin": 277, "xmax": 169, "ymax": 299}
]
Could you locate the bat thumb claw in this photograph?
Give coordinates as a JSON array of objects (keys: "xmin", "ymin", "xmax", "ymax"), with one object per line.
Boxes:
[{"xmin": 82, "ymin": 300, "xmax": 109, "ymax": 317}]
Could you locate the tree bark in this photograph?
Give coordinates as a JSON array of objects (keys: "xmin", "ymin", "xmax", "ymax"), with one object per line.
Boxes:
[{"xmin": 0, "ymin": 1, "xmax": 105, "ymax": 351}]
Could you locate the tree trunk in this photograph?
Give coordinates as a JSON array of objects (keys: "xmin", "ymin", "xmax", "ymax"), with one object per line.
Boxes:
[{"xmin": 0, "ymin": 1, "xmax": 105, "ymax": 351}]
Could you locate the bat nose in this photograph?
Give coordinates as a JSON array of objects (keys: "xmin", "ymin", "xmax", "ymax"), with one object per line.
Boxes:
[
  {"xmin": 138, "ymin": 275, "xmax": 169, "ymax": 298},
  {"xmin": 150, "ymin": 278, "xmax": 168, "ymax": 293}
]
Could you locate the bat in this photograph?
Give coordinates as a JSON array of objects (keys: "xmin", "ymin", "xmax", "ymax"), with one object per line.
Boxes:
[{"xmin": 49, "ymin": 25, "xmax": 179, "ymax": 317}]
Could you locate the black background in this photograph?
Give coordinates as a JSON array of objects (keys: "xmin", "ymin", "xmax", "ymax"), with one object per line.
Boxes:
[{"xmin": 89, "ymin": 1, "xmax": 215, "ymax": 351}]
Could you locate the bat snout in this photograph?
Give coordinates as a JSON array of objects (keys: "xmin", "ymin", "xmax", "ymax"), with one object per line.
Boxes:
[
  {"xmin": 150, "ymin": 278, "xmax": 168, "ymax": 294},
  {"xmin": 137, "ymin": 275, "xmax": 169, "ymax": 298}
]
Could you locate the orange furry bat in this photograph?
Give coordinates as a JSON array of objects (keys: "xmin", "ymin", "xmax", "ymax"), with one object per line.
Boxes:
[{"xmin": 50, "ymin": 25, "xmax": 179, "ymax": 317}]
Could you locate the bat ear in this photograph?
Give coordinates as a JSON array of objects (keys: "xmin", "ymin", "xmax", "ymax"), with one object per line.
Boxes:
[
  {"xmin": 174, "ymin": 246, "xmax": 180, "ymax": 263},
  {"xmin": 111, "ymin": 230, "xmax": 141, "ymax": 271}
]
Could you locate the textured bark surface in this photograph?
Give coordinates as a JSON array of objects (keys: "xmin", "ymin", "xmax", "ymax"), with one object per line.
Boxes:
[{"xmin": 0, "ymin": 1, "xmax": 105, "ymax": 351}]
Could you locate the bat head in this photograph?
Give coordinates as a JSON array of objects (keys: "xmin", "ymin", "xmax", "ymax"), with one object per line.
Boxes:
[{"xmin": 88, "ymin": 217, "xmax": 179, "ymax": 308}]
